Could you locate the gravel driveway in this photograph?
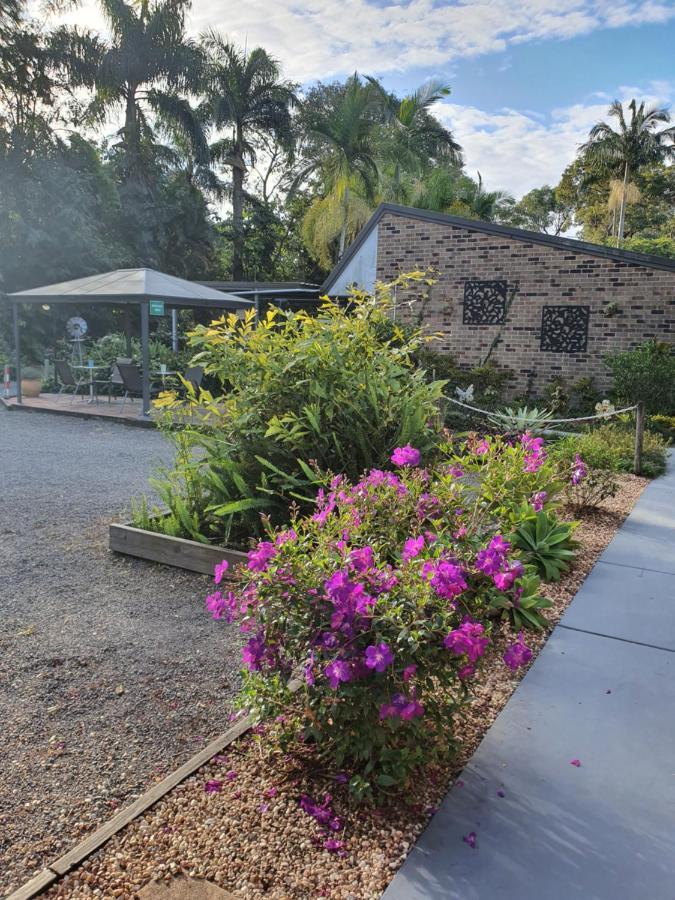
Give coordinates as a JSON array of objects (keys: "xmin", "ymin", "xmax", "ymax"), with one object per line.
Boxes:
[{"xmin": 0, "ymin": 408, "xmax": 242, "ymax": 896}]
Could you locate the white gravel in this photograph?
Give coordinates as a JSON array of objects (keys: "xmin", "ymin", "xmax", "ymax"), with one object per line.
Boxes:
[{"xmin": 0, "ymin": 408, "xmax": 242, "ymax": 896}]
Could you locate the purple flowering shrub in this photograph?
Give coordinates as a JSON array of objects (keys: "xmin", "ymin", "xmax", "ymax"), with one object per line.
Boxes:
[{"xmin": 209, "ymin": 435, "xmax": 570, "ymax": 794}]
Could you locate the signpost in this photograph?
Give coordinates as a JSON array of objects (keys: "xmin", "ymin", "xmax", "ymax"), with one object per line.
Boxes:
[{"xmin": 149, "ymin": 299, "xmax": 165, "ymax": 316}]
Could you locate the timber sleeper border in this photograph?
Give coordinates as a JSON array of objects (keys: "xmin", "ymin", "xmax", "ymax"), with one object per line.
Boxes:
[
  {"xmin": 109, "ymin": 522, "xmax": 248, "ymax": 575},
  {"xmin": 6, "ymin": 714, "xmax": 255, "ymax": 900}
]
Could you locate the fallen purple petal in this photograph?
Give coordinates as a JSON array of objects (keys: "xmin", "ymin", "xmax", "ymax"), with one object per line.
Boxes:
[
  {"xmin": 463, "ymin": 831, "xmax": 477, "ymax": 849},
  {"xmin": 570, "ymin": 759, "xmax": 581, "ymax": 767}
]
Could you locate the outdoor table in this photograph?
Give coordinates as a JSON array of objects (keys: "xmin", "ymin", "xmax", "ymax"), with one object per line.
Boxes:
[
  {"xmin": 152, "ymin": 369, "xmax": 178, "ymax": 386},
  {"xmin": 72, "ymin": 364, "xmax": 110, "ymax": 402}
]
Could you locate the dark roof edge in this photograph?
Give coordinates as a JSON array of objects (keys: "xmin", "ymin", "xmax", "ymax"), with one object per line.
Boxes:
[{"xmin": 322, "ymin": 202, "xmax": 675, "ymax": 291}]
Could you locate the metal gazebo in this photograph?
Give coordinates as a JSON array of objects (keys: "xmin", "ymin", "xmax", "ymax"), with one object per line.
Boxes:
[{"xmin": 6, "ymin": 268, "xmax": 253, "ymax": 416}]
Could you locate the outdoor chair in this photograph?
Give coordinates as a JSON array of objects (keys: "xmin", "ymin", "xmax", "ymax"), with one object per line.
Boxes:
[
  {"xmin": 182, "ymin": 365, "xmax": 204, "ymax": 396},
  {"xmin": 54, "ymin": 360, "xmax": 85, "ymax": 402},
  {"xmin": 99, "ymin": 358, "xmax": 132, "ymax": 402},
  {"xmin": 116, "ymin": 362, "xmax": 160, "ymax": 410}
]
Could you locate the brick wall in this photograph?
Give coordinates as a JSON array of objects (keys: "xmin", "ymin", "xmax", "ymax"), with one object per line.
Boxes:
[{"xmin": 376, "ymin": 212, "xmax": 675, "ymax": 397}]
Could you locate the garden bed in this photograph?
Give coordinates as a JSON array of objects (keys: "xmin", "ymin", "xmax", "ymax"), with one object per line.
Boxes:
[
  {"xmin": 33, "ymin": 473, "xmax": 646, "ymax": 900},
  {"xmin": 109, "ymin": 522, "xmax": 247, "ymax": 575}
]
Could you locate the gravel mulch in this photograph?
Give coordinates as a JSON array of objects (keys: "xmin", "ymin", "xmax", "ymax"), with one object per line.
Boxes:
[
  {"xmin": 39, "ymin": 473, "xmax": 647, "ymax": 900},
  {"xmin": 0, "ymin": 410, "xmax": 243, "ymax": 897}
]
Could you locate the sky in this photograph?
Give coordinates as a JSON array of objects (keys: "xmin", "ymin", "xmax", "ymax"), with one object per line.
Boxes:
[{"xmin": 56, "ymin": 0, "xmax": 675, "ymax": 198}]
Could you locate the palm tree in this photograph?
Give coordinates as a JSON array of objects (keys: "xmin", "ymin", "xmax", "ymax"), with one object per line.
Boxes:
[
  {"xmin": 367, "ymin": 77, "xmax": 462, "ymax": 202},
  {"xmin": 294, "ymin": 74, "xmax": 380, "ymax": 261},
  {"xmin": 201, "ymin": 32, "xmax": 296, "ymax": 279},
  {"xmin": 413, "ymin": 169, "xmax": 512, "ymax": 222},
  {"xmin": 92, "ymin": 0, "xmax": 207, "ymax": 174},
  {"xmin": 581, "ymin": 99, "xmax": 674, "ymax": 245}
]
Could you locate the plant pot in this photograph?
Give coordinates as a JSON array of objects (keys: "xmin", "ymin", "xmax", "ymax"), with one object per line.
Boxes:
[{"xmin": 20, "ymin": 378, "xmax": 42, "ymax": 398}]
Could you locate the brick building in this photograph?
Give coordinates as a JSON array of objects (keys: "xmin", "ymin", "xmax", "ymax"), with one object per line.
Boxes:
[{"xmin": 322, "ymin": 203, "xmax": 675, "ymax": 397}]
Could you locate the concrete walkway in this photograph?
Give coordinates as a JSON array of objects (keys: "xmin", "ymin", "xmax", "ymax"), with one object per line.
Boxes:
[{"xmin": 383, "ymin": 457, "xmax": 675, "ymax": 900}]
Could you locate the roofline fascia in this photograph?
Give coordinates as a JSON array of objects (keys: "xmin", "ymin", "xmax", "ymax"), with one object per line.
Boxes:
[{"xmin": 322, "ymin": 203, "xmax": 675, "ymax": 293}]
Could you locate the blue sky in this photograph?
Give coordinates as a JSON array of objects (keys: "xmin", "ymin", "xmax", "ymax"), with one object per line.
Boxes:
[{"xmin": 63, "ymin": 0, "xmax": 675, "ymax": 197}]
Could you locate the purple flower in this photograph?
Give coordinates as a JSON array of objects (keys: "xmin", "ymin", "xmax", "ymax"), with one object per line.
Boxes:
[
  {"xmin": 324, "ymin": 838, "xmax": 344, "ymax": 852},
  {"xmin": 463, "ymin": 831, "xmax": 477, "ymax": 849},
  {"xmin": 350, "ymin": 546, "xmax": 375, "ymax": 572},
  {"xmin": 493, "ymin": 561, "xmax": 524, "ymax": 592},
  {"xmin": 304, "ymin": 651, "xmax": 315, "ymax": 686},
  {"xmin": 429, "ymin": 560, "xmax": 468, "ymax": 600},
  {"xmin": 475, "ymin": 439, "xmax": 490, "ymax": 456},
  {"xmin": 402, "ymin": 535, "xmax": 425, "ymax": 563},
  {"xmin": 571, "ymin": 454, "xmax": 588, "ymax": 485},
  {"xmin": 444, "ymin": 618, "xmax": 490, "ymax": 663},
  {"xmin": 204, "ymin": 780, "xmax": 222, "ymax": 794},
  {"xmin": 475, "ymin": 534, "xmax": 511, "ymax": 576},
  {"xmin": 503, "ymin": 632, "xmax": 533, "ymax": 671},
  {"xmin": 275, "ymin": 528, "xmax": 297, "ymax": 546},
  {"xmin": 225, "ymin": 769, "xmax": 237, "ymax": 780},
  {"xmin": 530, "ymin": 491, "xmax": 548, "ymax": 512},
  {"xmin": 242, "ymin": 633, "xmax": 267, "ymax": 671},
  {"xmin": 214, "ymin": 559, "xmax": 229, "ymax": 585},
  {"xmin": 365, "ymin": 643, "xmax": 394, "ymax": 673},
  {"xmin": 391, "ymin": 444, "xmax": 421, "ymax": 467},
  {"xmin": 403, "ymin": 664, "xmax": 417, "ymax": 682},
  {"xmin": 205, "ymin": 590, "xmax": 237, "ymax": 622},
  {"xmin": 400, "ymin": 697, "xmax": 424, "ymax": 720},
  {"xmin": 380, "ymin": 691, "xmax": 423, "ymax": 720},
  {"xmin": 325, "ymin": 659, "xmax": 352, "ymax": 689},
  {"xmin": 247, "ymin": 541, "xmax": 277, "ymax": 572},
  {"xmin": 521, "ymin": 432, "xmax": 547, "ymax": 472}
]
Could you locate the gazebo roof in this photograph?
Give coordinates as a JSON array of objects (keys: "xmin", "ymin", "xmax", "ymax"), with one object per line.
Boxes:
[{"xmin": 8, "ymin": 268, "xmax": 252, "ymax": 309}]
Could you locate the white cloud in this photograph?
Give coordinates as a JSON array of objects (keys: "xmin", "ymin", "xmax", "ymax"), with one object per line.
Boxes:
[
  {"xmin": 434, "ymin": 81, "xmax": 675, "ymax": 196},
  {"xmin": 55, "ymin": 0, "xmax": 675, "ymax": 82}
]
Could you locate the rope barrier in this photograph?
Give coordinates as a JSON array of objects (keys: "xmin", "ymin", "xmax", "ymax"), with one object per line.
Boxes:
[{"xmin": 443, "ymin": 394, "xmax": 638, "ymax": 425}]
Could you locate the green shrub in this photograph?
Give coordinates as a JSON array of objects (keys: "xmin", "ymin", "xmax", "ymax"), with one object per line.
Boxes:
[
  {"xmin": 563, "ymin": 469, "xmax": 619, "ymax": 512},
  {"xmin": 605, "ymin": 340, "xmax": 675, "ymax": 415},
  {"xmin": 214, "ymin": 434, "xmax": 565, "ymax": 796},
  {"xmin": 551, "ymin": 423, "xmax": 667, "ymax": 478},
  {"xmin": 147, "ymin": 275, "xmax": 447, "ymax": 546},
  {"xmin": 649, "ymin": 414, "xmax": 675, "ymax": 443}
]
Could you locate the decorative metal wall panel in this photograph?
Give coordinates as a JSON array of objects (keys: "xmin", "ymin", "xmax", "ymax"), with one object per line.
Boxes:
[
  {"xmin": 463, "ymin": 280, "xmax": 507, "ymax": 325},
  {"xmin": 540, "ymin": 305, "xmax": 590, "ymax": 353}
]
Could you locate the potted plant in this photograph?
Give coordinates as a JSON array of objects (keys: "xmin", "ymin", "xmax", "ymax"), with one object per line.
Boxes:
[{"xmin": 20, "ymin": 365, "xmax": 43, "ymax": 398}]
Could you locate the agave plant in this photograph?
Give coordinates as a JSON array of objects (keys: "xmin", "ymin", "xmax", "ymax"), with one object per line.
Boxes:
[
  {"xmin": 488, "ymin": 405, "xmax": 554, "ymax": 431},
  {"xmin": 512, "ymin": 510, "xmax": 578, "ymax": 582}
]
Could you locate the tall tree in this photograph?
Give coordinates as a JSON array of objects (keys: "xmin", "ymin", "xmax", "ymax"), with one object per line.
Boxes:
[
  {"xmin": 413, "ymin": 168, "xmax": 512, "ymax": 223},
  {"xmin": 501, "ymin": 185, "xmax": 573, "ymax": 235},
  {"xmin": 368, "ymin": 77, "xmax": 462, "ymax": 202},
  {"xmin": 580, "ymin": 99, "xmax": 674, "ymax": 245},
  {"xmin": 294, "ymin": 74, "xmax": 379, "ymax": 261},
  {"xmin": 92, "ymin": 0, "xmax": 207, "ymax": 175},
  {"xmin": 201, "ymin": 32, "xmax": 296, "ymax": 279},
  {"xmin": 0, "ymin": 16, "xmax": 100, "ymax": 159}
]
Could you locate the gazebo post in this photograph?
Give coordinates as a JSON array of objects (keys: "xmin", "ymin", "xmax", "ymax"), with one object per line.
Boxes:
[
  {"xmin": 12, "ymin": 300, "xmax": 22, "ymax": 404},
  {"xmin": 140, "ymin": 299, "xmax": 150, "ymax": 417}
]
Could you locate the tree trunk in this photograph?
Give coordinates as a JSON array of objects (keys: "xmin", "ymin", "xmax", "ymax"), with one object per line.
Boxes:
[
  {"xmin": 617, "ymin": 160, "xmax": 629, "ymax": 247},
  {"xmin": 232, "ymin": 126, "xmax": 245, "ymax": 279},
  {"xmin": 124, "ymin": 85, "xmax": 138, "ymax": 160},
  {"xmin": 337, "ymin": 185, "xmax": 350, "ymax": 260}
]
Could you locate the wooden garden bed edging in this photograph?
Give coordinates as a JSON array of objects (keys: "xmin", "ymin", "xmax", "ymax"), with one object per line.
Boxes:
[
  {"xmin": 109, "ymin": 522, "xmax": 248, "ymax": 575},
  {"xmin": 6, "ymin": 714, "xmax": 255, "ymax": 900}
]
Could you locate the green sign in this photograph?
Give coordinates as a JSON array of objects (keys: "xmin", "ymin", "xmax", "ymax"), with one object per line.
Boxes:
[{"xmin": 149, "ymin": 300, "xmax": 165, "ymax": 316}]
